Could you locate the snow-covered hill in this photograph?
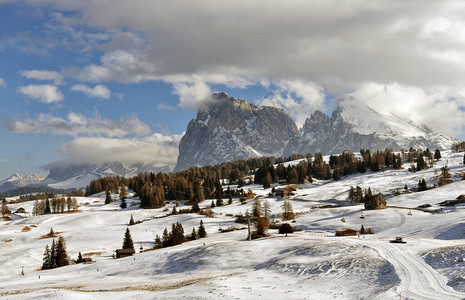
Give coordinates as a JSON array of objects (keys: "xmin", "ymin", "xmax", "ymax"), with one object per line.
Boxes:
[{"xmin": 1, "ymin": 151, "xmax": 465, "ymax": 299}]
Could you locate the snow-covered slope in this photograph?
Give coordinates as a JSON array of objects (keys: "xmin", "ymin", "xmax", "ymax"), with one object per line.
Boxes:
[
  {"xmin": 283, "ymin": 95, "xmax": 456, "ymax": 156},
  {"xmin": 1, "ymin": 151, "xmax": 465, "ymax": 299}
]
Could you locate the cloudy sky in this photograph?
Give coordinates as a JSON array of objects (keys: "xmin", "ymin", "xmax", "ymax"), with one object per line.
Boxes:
[{"xmin": 1, "ymin": 0, "xmax": 465, "ymax": 179}]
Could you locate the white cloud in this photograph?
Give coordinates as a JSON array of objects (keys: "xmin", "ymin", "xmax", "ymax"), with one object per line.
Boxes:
[
  {"xmin": 351, "ymin": 82, "xmax": 465, "ymax": 136},
  {"xmin": 258, "ymin": 80, "xmax": 326, "ymax": 127},
  {"xmin": 0, "ymin": 78, "xmax": 6, "ymax": 87},
  {"xmin": 20, "ymin": 70, "xmax": 63, "ymax": 85},
  {"xmin": 21, "ymin": 0, "xmax": 465, "ymax": 136},
  {"xmin": 17, "ymin": 84, "xmax": 63, "ymax": 103},
  {"xmin": 4, "ymin": 112, "xmax": 151, "ymax": 137},
  {"xmin": 172, "ymin": 80, "xmax": 213, "ymax": 110},
  {"xmin": 71, "ymin": 84, "xmax": 111, "ymax": 99},
  {"xmin": 49, "ymin": 133, "xmax": 182, "ymax": 168}
]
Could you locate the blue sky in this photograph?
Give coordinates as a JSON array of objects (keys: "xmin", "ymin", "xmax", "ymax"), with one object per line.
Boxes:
[{"xmin": 1, "ymin": 1, "xmax": 465, "ymax": 179}]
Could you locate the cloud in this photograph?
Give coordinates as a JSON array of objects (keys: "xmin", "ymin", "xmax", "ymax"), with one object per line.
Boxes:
[
  {"xmin": 20, "ymin": 70, "xmax": 63, "ymax": 84},
  {"xmin": 44, "ymin": 133, "xmax": 182, "ymax": 169},
  {"xmin": 4, "ymin": 112, "xmax": 151, "ymax": 137},
  {"xmin": 172, "ymin": 80, "xmax": 213, "ymax": 110},
  {"xmin": 21, "ymin": 1, "xmax": 465, "ymax": 136},
  {"xmin": 351, "ymin": 83, "xmax": 465, "ymax": 136},
  {"xmin": 258, "ymin": 80, "xmax": 326, "ymax": 128},
  {"xmin": 17, "ymin": 84, "xmax": 64, "ymax": 103},
  {"xmin": 71, "ymin": 84, "xmax": 111, "ymax": 99},
  {"xmin": 0, "ymin": 78, "xmax": 6, "ymax": 87}
]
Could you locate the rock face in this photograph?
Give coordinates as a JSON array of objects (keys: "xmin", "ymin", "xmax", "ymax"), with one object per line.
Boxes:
[
  {"xmin": 174, "ymin": 92, "xmax": 298, "ymax": 171},
  {"xmin": 283, "ymin": 95, "xmax": 456, "ymax": 156}
]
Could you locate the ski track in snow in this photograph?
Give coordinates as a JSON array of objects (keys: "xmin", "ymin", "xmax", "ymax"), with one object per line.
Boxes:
[{"xmin": 363, "ymin": 240, "xmax": 465, "ymax": 300}]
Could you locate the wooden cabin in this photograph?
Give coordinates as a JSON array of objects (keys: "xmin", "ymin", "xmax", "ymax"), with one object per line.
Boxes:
[
  {"xmin": 82, "ymin": 257, "xmax": 92, "ymax": 264},
  {"xmin": 115, "ymin": 248, "xmax": 135, "ymax": 258},
  {"xmin": 335, "ymin": 229, "xmax": 357, "ymax": 236}
]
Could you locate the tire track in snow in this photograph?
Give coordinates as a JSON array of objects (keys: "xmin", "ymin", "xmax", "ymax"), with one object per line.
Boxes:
[{"xmin": 363, "ymin": 240, "xmax": 465, "ymax": 300}]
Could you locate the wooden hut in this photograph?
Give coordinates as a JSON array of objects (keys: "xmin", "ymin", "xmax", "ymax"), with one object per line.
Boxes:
[{"xmin": 115, "ymin": 248, "xmax": 135, "ymax": 258}]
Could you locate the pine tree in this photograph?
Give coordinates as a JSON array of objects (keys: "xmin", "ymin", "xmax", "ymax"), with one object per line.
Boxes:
[
  {"xmin": 50, "ymin": 239, "xmax": 57, "ymax": 268},
  {"xmin": 120, "ymin": 198, "xmax": 127, "ymax": 209},
  {"xmin": 129, "ymin": 215, "xmax": 135, "ymax": 225},
  {"xmin": 77, "ymin": 251, "xmax": 83, "ymax": 264},
  {"xmin": 122, "ymin": 228, "xmax": 134, "ymax": 251},
  {"xmin": 154, "ymin": 235, "xmax": 162, "ymax": 248},
  {"xmin": 162, "ymin": 228, "xmax": 171, "ymax": 247},
  {"xmin": 191, "ymin": 201, "xmax": 200, "ymax": 213},
  {"xmin": 434, "ymin": 149, "xmax": 442, "ymax": 160},
  {"xmin": 48, "ymin": 227, "xmax": 55, "ymax": 236},
  {"xmin": 55, "ymin": 236, "xmax": 69, "ymax": 267},
  {"xmin": 190, "ymin": 227, "xmax": 198, "ymax": 240},
  {"xmin": 198, "ymin": 220, "xmax": 207, "ymax": 238},
  {"xmin": 105, "ymin": 190, "xmax": 112, "ymax": 204},
  {"xmin": 42, "ymin": 244, "xmax": 52, "ymax": 270},
  {"xmin": 44, "ymin": 198, "xmax": 51, "ymax": 214},
  {"xmin": 263, "ymin": 172, "xmax": 272, "ymax": 189},
  {"xmin": 252, "ymin": 199, "xmax": 261, "ymax": 218}
]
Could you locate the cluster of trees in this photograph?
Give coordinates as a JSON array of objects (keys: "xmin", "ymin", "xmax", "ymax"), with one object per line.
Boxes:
[
  {"xmin": 1, "ymin": 187, "xmax": 69, "ymax": 200},
  {"xmin": 155, "ymin": 220, "xmax": 207, "ymax": 249},
  {"xmin": 85, "ymin": 155, "xmax": 307, "ymax": 207},
  {"xmin": 16, "ymin": 193, "xmax": 54, "ymax": 203},
  {"xmin": 42, "ymin": 236, "xmax": 69, "ymax": 270},
  {"xmin": 32, "ymin": 197, "xmax": 78, "ymax": 216},
  {"xmin": 348, "ymin": 186, "xmax": 374, "ymax": 203}
]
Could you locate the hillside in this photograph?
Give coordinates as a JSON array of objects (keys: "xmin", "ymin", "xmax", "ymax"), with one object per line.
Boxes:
[{"xmin": 1, "ymin": 151, "xmax": 465, "ymax": 299}]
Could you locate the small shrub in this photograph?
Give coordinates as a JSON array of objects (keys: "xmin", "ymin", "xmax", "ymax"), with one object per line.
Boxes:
[{"xmin": 21, "ymin": 226, "xmax": 31, "ymax": 232}]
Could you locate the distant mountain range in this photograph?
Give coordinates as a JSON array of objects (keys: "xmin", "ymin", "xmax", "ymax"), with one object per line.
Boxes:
[
  {"xmin": 0, "ymin": 173, "xmax": 45, "ymax": 193},
  {"xmin": 175, "ymin": 93, "xmax": 456, "ymax": 171},
  {"xmin": 3, "ymin": 92, "xmax": 458, "ymax": 192},
  {"xmin": 41, "ymin": 162, "xmax": 170, "ymax": 190}
]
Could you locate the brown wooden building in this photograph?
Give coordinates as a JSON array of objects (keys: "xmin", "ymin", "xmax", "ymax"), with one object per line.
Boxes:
[
  {"xmin": 115, "ymin": 248, "xmax": 135, "ymax": 258},
  {"xmin": 335, "ymin": 229, "xmax": 357, "ymax": 236}
]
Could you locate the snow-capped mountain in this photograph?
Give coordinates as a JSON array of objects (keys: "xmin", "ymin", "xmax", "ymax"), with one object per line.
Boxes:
[
  {"xmin": 41, "ymin": 162, "xmax": 171, "ymax": 190},
  {"xmin": 0, "ymin": 173, "xmax": 45, "ymax": 192},
  {"xmin": 176, "ymin": 93, "xmax": 457, "ymax": 171},
  {"xmin": 283, "ymin": 95, "xmax": 457, "ymax": 156},
  {"xmin": 174, "ymin": 92, "xmax": 298, "ymax": 171}
]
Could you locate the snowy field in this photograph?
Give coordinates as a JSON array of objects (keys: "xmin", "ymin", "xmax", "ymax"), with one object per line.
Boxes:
[{"xmin": 1, "ymin": 151, "xmax": 465, "ymax": 299}]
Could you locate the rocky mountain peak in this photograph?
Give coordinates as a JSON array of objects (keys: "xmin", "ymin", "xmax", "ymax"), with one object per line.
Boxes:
[{"xmin": 175, "ymin": 93, "xmax": 298, "ymax": 171}]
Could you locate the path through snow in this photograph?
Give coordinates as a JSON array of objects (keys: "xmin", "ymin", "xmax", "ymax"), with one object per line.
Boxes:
[{"xmin": 363, "ymin": 240, "xmax": 465, "ymax": 300}]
